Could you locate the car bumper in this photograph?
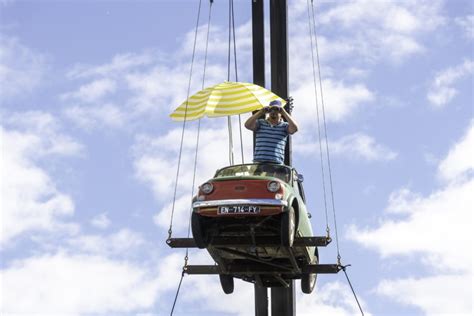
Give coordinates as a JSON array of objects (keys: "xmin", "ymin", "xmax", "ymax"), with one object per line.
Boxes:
[
  {"xmin": 193, "ymin": 199, "xmax": 288, "ymax": 208},
  {"xmin": 193, "ymin": 199, "xmax": 288, "ymax": 217}
]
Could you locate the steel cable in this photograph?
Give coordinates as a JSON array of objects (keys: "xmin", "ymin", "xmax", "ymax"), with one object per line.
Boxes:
[
  {"xmin": 185, "ymin": 0, "xmax": 213, "ymax": 261},
  {"xmin": 169, "ymin": 0, "xmax": 214, "ymax": 316},
  {"xmin": 169, "ymin": 271, "xmax": 185, "ymax": 316},
  {"xmin": 306, "ymin": 0, "xmax": 330, "ymax": 237},
  {"xmin": 167, "ymin": 0, "xmax": 202, "ymax": 240},
  {"xmin": 230, "ymin": 0, "xmax": 245, "ymax": 164},
  {"xmin": 311, "ymin": 0, "xmax": 341, "ymax": 263},
  {"xmin": 342, "ymin": 265, "xmax": 365, "ymax": 316},
  {"xmin": 226, "ymin": 0, "xmax": 234, "ymax": 165}
]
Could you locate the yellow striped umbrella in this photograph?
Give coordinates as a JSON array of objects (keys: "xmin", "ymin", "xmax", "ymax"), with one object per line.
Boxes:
[{"xmin": 170, "ymin": 81, "xmax": 285, "ymax": 121}]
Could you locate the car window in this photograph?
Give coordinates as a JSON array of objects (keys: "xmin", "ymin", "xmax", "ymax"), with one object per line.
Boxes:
[
  {"xmin": 292, "ymin": 175, "xmax": 301, "ymax": 196},
  {"xmin": 215, "ymin": 164, "xmax": 291, "ymax": 183},
  {"xmin": 292, "ymin": 170, "xmax": 306, "ymax": 202},
  {"xmin": 298, "ymin": 181, "xmax": 306, "ymax": 202}
]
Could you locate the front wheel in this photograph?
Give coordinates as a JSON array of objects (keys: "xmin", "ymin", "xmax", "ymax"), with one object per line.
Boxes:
[
  {"xmin": 191, "ymin": 212, "xmax": 209, "ymax": 249},
  {"xmin": 281, "ymin": 206, "xmax": 296, "ymax": 247},
  {"xmin": 301, "ymin": 248, "xmax": 319, "ymax": 294},
  {"xmin": 219, "ymin": 274, "xmax": 234, "ymax": 294}
]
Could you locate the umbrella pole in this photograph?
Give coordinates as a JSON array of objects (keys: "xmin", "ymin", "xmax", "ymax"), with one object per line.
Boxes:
[{"xmin": 227, "ymin": 116, "xmax": 234, "ymax": 165}]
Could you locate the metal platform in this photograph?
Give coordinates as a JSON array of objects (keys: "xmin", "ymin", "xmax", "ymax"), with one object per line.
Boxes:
[
  {"xmin": 183, "ymin": 263, "xmax": 340, "ymax": 275},
  {"xmin": 167, "ymin": 235, "xmax": 340, "ymax": 277},
  {"xmin": 166, "ymin": 236, "xmax": 332, "ymax": 248}
]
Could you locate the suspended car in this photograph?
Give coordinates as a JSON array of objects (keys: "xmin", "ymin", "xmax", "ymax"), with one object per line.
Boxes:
[{"xmin": 191, "ymin": 163, "xmax": 318, "ymax": 294}]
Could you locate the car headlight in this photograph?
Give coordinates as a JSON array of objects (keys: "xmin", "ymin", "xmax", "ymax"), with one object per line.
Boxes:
[
  {"xmin": 267, "ymin": 181, "xmax": 280, "ymax": 192},
  {"xmin": 201, "ymin": 182, "xmax": 214, "ymax": 194}
]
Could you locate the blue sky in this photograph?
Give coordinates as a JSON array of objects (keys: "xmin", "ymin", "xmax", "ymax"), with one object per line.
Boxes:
[{"xmin": 0, "ymin": 0, "xmax": 472, "ymax": 315}]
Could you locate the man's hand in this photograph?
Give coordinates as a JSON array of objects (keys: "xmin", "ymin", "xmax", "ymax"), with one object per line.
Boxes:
[
  {"xmin": 281, "ymin": 104, "xmax": 299, "ymax": 135},
  {"xmin": 285, "ymin": 96, "xmax": 294, "ymax": 113}
]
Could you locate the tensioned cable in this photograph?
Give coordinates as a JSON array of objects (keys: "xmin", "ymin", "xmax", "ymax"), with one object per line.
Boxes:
[
  {"xmin": 342, "ymin": 265, "xmax": 365, "ymax": 316},
  {"xmin": 184, "ymin": 0, "xmax": 213, "ymax": 260},
  {"xmin": 306, "ymin": 0, "xmax": 330, "ymax": 237},
  {"xmin": 170, "ymin": 270, "xmax": 185, "ymax": 316},
  {"xmin": 167, "ymin": 0, "xmax": 202, "ymax": 241},
  {"xmin": 230, "ymin": 0, "xmax": 245, "ymax": 164},
  {"xmin": 309, "ymin": 3, "xmax": 363, "ymax": 314},
  {"xmin": 170, "ymin": 2, "xmax": 212, "ymax": 315},
  {"xmin": 226, "ymin": 0, "xmax": 235, "ymax": 165},
  {"xmin": 311, "ymin": 0, "xmax": 341, "ymax": 263}
]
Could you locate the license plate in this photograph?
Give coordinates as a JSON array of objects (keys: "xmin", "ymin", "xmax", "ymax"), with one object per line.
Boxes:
[{"xmin": 218, "ymin": 205, "xmax": 260, "ymax": 214}]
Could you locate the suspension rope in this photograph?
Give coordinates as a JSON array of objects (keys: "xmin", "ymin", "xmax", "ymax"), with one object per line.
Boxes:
[
  {"xmin": 226, "ymin": 0, "xmax": 235, "ymax": 165},
  {"xmin": 311, "ymin": 0, "xmax": 341, "ymax": 263},
  {"xmin": 341, "ymin": 265, "xmax": 365, "ymax": 316},
  {"xmin": 230, "ymin": 0, "xmax": 245, "ymax": 164},
  {"xmin": 170, "ymin": 3, "xmax": 213, "ymax": 315},
  {"xmin": 185, "ymin": 0, "xmax": 213, "ymax": 260},
  {"xmin": 169, "ymin": 270, "xmax": 185, "ymax": 316},
  {"xmin": 306, "ymin": 0, "xmax": 330, "ymax": 238},
  {"xmin": 167, "ymin": 0, "xmax": 203, "ymax": 240},
  {"xmin": 307, "ymin": 4, "xmax": 363, "ymax": 313}
]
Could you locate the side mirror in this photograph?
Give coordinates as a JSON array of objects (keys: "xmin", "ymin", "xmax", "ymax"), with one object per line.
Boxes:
[
  {"xmin": 297, "ymin": 174, "xmax": 304, "ymax": 182},
  {"xmin": 307, "ymin": 212, "xmax": 312, "ymax": 219}
]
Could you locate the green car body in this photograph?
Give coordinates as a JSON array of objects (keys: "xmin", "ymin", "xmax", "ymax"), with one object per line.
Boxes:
[{"xmin": 191, "ymin": 163, "xmax": 318, "ymax": 293}]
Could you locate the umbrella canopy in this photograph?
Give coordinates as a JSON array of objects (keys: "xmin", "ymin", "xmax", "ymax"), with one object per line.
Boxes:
[{"xmin": 170, "ymin": 81, "xmax": 284, "ymax": 121}]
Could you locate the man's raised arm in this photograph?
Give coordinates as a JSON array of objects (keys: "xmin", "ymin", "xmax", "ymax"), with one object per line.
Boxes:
[
  {"xmin": 281, "ymin": 108, "xmax": 299, "ymax": 135},
  {"xmin": 244, "ymin": 108, "xmax": 266, "ymax": 131}
]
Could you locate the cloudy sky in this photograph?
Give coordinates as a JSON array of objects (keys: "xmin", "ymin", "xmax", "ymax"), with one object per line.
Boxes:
[{"xmin": 0, "ymin": 0, "xmax": 472, "ymax": 315}]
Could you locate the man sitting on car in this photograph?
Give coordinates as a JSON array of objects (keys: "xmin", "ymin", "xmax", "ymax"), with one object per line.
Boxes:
[{"xmin": 244, "ymin": 99, "xmax": 298, "ymax": 164}]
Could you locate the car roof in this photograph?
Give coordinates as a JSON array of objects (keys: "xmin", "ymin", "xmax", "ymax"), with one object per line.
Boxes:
[{"xmin": 214, "ymin": 163, "xmax": 297, "ymax": 175}]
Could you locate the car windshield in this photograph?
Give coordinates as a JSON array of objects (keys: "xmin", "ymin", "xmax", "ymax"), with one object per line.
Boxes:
[{"xmin": 215, "ymin": 164, "xmax": 291, "ymax": 183}]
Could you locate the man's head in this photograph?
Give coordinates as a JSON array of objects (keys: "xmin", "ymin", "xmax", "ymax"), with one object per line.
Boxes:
[{"xmin": 267, "ymin": 100, "xmax": 283, "ymax": 121}]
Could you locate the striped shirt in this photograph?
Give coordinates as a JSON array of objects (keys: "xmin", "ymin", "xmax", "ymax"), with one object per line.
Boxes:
[{"xmin": 254, "ymin": 119, "xmax": 289, "ymax": 164}]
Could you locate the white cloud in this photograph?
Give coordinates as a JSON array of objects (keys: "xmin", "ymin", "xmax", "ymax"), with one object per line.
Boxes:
[
  {"xmin": 297, "ymin": 281, "xmax": 371, "ymax": 316},
  {"xmin": 380, "ymin": 33, "xmax": 423, "ymax": 60},
  {"xmin": 62, "ymin": 50, "xmax": 227, "ymax": 131},
  {"xmin": 350, "ymin": 180, "xmax": 472, "ymax": 271},
  {"xmin": 376, "ymin": 275, "xmax": 472, "ymax": 315},
  {"xmin": 347, "ymin": 121, "xmax": 473, "ymax": 313},
  {"xmin": 292, "ymin": 80, "xmax": 374, "ymax": 127},
  {"xmin": 0, "ymin": 112, "xmax": 82, "ymax": 246},
  {"xmin": 59, "ymin": 11, "xmax": 256, "ymax": 134},
  {"xmin": 66, "ymin": 229, "xmax": 145, "ymax": 257},
  {"xmin": 90, "ymin": 212, "xmax": 111, "ymax": 229},
  {"xmin": 294, "ymin": 132, "xmax": 395, "ymax": 162},
  {"xmin": 315, "ymin": 0, "xmax": 444, "ymax": 63},
  {"xmin": 124, "ymin": 64, "xmax": 193, "ymax": 114},
  {"xmin": 329, "ymin": 133, "xmax": 397, "ymax": 161},
  {"xmin": 4, "ymin": 111, "xmax": 82, "ymax": 156},
  {"xmin": 67, "ymin": 52, "xmax": 155, "ymax": 79},
  {"xmin": 438, "ymin": 122, "xmax": 474, "ymax": 182},
  {"xmin": 61, "ymin": 78, "xmax": 117, "ymax": 103},
  {"xmin": 0, "ymin": 35, "xmax": 46, "ymax": 100},
  {"xmin": 0, "ymin": 253, "xmax": 161, "ymax": 314},
  {"xmin": 427, "ymin": 59, "xmax": 474, "ymax": 107},
  {"xmin": 63, "ymin": 103, "xmax": 126, "ymax": 130},
  {"xmin": 154, "ymin": 194, "xmax": 192, "ymax": 233},
  {"xmin": 455, "ymin": 15, "xmax": 474, "ymax": 39}
]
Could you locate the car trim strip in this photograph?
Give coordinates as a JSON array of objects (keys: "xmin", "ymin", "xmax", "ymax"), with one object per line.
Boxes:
[{"xmin": 193, "ymin": 199, "xmax": 288, "ymax": 208}]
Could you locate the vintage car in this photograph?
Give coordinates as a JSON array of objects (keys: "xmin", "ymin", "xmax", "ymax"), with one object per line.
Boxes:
[{"xmin": 191, "ymin": 163, "xmax": 318, "ymax": 294}]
